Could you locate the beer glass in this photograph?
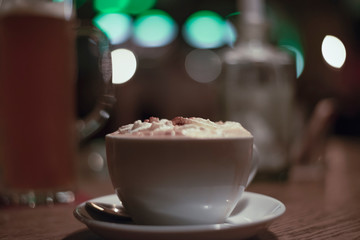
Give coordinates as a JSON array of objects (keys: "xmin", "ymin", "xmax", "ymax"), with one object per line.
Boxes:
[{"xmin": 0, "ymin": 0, "xmax": 114, "ymax": 206}]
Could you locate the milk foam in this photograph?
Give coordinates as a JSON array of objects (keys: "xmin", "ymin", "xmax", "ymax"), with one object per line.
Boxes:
[
  {"xmin": 0, "ymin": 0, "xmax": 74, "ymax": 20},
  {"xmin": 111, "ymin": 117, "xmax": 252, "ymax": 138}
]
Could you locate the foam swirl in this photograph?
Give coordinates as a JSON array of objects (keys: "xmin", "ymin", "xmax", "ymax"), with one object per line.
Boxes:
[{"xmin": 111, "ymin": 117, "xmax": 252, "ymax": 138}]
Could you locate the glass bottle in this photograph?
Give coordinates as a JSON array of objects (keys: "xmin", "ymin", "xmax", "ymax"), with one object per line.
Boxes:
[{"xmin": 221, "ymin": 0, "xmax": 296, "ymax": 180}]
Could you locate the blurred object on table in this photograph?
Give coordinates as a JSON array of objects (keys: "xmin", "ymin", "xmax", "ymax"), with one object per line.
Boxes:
[
  {"xmin": 0, "ymin": 0, "xmax": 114, "ymax": 206},
  {"xmin": 289, "ymin": 98, "xmax": 338, "ymax": 182},
  {"xmin": 292, "ymin": 98, "xmax": 338, "ymax": 165},
  {"xmin": 220, "ymin": 0, "xmax": 297, "ymax": 181}
]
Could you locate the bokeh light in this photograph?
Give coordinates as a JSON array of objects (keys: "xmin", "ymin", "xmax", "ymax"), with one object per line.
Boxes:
[
  {"xmin": 87, "ymin": 152, "xmax": 105, "ymax": 172},
  {"xmin": 281, "ymin": 45, "xmax": 305, "ymax": 78},
  {"xmin": 124, "ymin": 0, "xmax": 156, "ymax": 15},
  {"xmin": 321, "ymin": 35, "xmax": 346, "ymax": 69},
  {"xmin": 94, "ymin": 0, "xmax": 129, "ymax": 13},
  {"xmin": 183, "ymin": 10, "xmax": 227, "ymax": 49},
  {"xmin": 223, "ymin": 21, "xmax": 237, "ymax": 47},
  {"xmin": 133, "ymin": 10, "xmax": 177, "ymax": 47},
  {"xmin": 111, "ymin": 49, "xmax": 137, "ymax": 84},
  {"xmin": 94, "ymin": 0, "xmax": 156, "ymax": 14},
  {"xmin": 93, "ymin": 13, "xmax": 132, "ymax": 45},
  {"xmin": 269, "ymin": 7, "xmax": 305, "ymax": 77},
  {"xmin": 185, "ymin": 49, "xmax": 222, "ymax": 83}
]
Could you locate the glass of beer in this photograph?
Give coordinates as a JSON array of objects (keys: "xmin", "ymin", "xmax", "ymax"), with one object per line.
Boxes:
[{"xmin": 0, "ymin": 0, "xmax": 114, "ymax": 206}]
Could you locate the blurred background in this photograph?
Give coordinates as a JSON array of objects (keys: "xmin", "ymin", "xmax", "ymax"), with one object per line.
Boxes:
[{"xmin": 75, "ymin": 0, "xmax": 360, "ymax": 179}]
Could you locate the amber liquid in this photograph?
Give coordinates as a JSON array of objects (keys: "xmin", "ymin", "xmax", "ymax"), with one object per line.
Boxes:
[{"xmin": 0, "ymin": 13, "xmax": 76, "ymax": 191}]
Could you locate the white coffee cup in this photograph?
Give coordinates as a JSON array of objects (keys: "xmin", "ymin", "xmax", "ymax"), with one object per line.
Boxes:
[{"xmin": 106, "ymin": 132, "xmax": 258, "ymax": 225}]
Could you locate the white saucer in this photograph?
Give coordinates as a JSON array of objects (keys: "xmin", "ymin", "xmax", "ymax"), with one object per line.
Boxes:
[{"xmin": 74, "ymin": 192, "xmax": 285, "ymax": 240}]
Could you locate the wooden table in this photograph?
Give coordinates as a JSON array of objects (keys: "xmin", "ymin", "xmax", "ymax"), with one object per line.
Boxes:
[{"xmin": 1, "ymin": 137, "xmax": 360, "ymax": 239}]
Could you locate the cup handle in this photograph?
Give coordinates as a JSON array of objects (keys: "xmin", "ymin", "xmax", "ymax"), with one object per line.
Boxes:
[
  {"xmin": 75, "ymin": 25, "xmax": 116, "ymax": 140},
  {"xmin": 246, "ymin": 145, "xmax": 260, "ymax": 187}
]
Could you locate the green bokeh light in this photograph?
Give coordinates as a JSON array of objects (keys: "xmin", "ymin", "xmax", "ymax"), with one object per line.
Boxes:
[
  {"xmin": 93, "ymin": 13, "xmax": 132, "ymax": 44},
  {"xmin": 281, "ymin": 45, "xmax": 304, "ymax": 78},
  {"xmin": 94, "ymin": 0, "xmax": 129, "ymax": 13},
  {"xmin": 124, "ymin": 0, "xmax": 156, "ymax": 15},
  {"xmin": 276, "ymin": 26, "xmax": 305, "ymax": 78},
  {"xmin": 183, "ymin": 10, "xmax": 226, "ymax": 49},
  {"xmin": 268, "ymin": 7, "xmax": 305, "ymax": 78},
  {"xmin": 133, "ymin": 10, "xmax": 177, "ymax": 47},
  {"xmin": 224, "ymin": 21, "xmax": 237, "ymax": 47},
  {"xmin": 94, "ymin": 0, "xmax": 156, "ymax": 14}
]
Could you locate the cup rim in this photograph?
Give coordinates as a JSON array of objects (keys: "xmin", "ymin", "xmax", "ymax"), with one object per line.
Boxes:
[{"xmin": 105, "ymin": 133, "xmax": 253, "ymax": 141}]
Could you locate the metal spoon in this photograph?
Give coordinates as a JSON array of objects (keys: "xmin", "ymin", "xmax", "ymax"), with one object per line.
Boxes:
[{"xmin": 85, "ymin": 201, "xmax": 132, "ymax": 222}]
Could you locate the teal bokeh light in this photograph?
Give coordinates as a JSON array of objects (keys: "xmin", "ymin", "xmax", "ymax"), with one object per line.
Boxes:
[
  {"xmin": 133, "ymin": 10, "xmax": 177, "ymax": 47},
  {"xmin": 124, "ymin": 0, "xmax": 156, "ymax": 14},
  {"xmin": 224, "ymin": 21, "xmax": 237, "ymax": 47},
  {"xmin": 93, "ymin": 13, "xmax": 132, "ymax": 45},
  {"xmin": 94, "ymin": 0, "xmax": 129, "ymax": 13},
  {"xmin": 277, "ymin": 29, "xmax": 305, "ymax": 78},
  {"xmin": 281, "ymin": 45, "xmax": 305, "ymax": 78},
  {"xmin": 94, "ymin": 0, "xmax": 156, "ymax": 15},
  {"xmin": 268, "ymin": 6, "xmax": 305, "ymax": 78},
  {"xmin": 183, "ymin": 10, "xmax": 227, "ymax": 49}
]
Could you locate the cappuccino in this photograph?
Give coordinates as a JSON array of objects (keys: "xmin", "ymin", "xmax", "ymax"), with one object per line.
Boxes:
[
  {"xmin": 110, "ymin": 116, "xmax": 252, "ymax": 138},
  {"xmin": 106, "ymin": 117, "xmax": 257, "ymax": 225}
]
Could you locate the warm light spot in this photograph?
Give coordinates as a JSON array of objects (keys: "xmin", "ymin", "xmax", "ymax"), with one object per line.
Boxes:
[
  {"xmin": 321, "ymin": 35, "xmax": 346, "ymax": 69},
  {"xmin": 111, "ymin": 49, "xmax": 137, "ymax": 84},
  {"xmin": 87, "ymin": 152, "xmax": 104, "ymax": 172},
  {"xmin": 185, "ymin": 49, "xmax": 222, "ymax": 83}
]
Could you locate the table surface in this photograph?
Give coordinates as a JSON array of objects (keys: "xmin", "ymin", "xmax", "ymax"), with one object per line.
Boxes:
[{"xmin": 1, "ymin": 137, "xmax": 360, "ymax": 240}]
